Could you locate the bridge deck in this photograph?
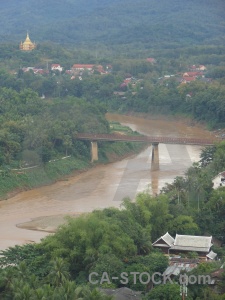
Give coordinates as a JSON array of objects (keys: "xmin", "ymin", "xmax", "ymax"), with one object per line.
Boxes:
[{"xmin": 76, "ymin": 133, "xmax": 217, "ymax": 146}]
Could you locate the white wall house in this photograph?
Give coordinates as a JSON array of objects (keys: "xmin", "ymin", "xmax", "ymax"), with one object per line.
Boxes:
[
  {"xmin": 212, "ymin": 171, "xmax": 225, "ymax": 189},
  {"xmin": 51, "ymin": 64, "xmax": 63, "ymax": 72}
]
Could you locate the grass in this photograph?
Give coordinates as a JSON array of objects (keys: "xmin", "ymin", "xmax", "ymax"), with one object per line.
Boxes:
[{"xmin": 109, "ymin": 122, "xmax": 134, "ymax": 134}]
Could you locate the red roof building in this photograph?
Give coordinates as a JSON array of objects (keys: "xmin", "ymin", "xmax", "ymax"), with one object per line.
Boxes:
[
  {"xmin": 183, "ymin": 72, "xmax": 203, "ymax": 77},
  {"xmin": 51, "ymin": 64, "xmax": 63, "ymax": 72},
  {"xmin": 146, "ymin": 58, "xmax": 156, "ymax": 63},
  {"xmin": 72, "ymin": 64, "xmax": 95, "ymax": 71},
  {"xmin": 182, "ymin": 77, "xmax": 196, "ymax": 83}
]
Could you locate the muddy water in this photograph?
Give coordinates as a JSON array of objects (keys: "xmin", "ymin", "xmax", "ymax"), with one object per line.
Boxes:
[{"xmin": 0, "ymin": 114, "xmax": 213, "ymax": 250}]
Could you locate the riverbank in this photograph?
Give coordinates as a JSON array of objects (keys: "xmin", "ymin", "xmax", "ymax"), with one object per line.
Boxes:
[
  {"xmin": 0, "ymin": 139, "xmax": 145, "ymax": 201},
  {"xmin": 107, "ymin": 111, "xmax": 208, "ymax": 130},
  {"xmin": 108, "ymin": 110, "xmax": 225, "ymax": 139}
]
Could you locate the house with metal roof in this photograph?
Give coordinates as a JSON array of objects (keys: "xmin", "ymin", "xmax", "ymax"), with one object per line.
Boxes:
[
  {"xmin": 170, "ymin": 234, "xmax": 213, "ymax": 259},
  {"xmin": 153, "ymin": 233, "xmax": 216, "ymax": 260},
  {"xmin": 164, "ymin": 258, "xmax": 199, "ymax": 277},
  {"xmin": 152, "ymin": 232, "xmax": 175, "ymax": 254},
  {"xmin": 102, "ymin": 287, "xmax": 142, "ymax": 300}
]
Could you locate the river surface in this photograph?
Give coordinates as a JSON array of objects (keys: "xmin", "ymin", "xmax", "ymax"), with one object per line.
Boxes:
[{"xmin": 0, "ymin": 114, "xmax": 214, "ymax": 250}]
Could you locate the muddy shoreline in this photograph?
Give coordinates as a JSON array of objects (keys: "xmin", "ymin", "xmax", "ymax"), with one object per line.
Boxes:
[{"xmin": 2, "ymin": 139, "xmax": 146, "ymax": 202}]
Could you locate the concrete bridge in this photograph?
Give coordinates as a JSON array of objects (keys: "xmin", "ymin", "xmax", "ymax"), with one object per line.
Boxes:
[{"xmin": 76, "ymin": 133, "xmax": 217, "ymax": 170}]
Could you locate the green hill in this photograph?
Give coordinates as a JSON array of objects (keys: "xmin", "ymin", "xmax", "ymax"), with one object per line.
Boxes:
[{"xmin": 0, "ymin": 0, "xmax": 225, "ymax": 48}]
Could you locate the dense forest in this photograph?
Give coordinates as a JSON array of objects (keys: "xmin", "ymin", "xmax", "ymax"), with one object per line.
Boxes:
[{"xmin": 0, "ymin": 0, "xmax": 225, "ymax": 49}]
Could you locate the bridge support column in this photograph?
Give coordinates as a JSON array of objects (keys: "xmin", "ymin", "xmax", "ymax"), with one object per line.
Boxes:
[
  {"xmin": 91, "ymin": 141, "xmax": 98, "ymax": 162},
  {"xmin": 151, "ymin": 143, "xmax": 159, "ymax": 171}
]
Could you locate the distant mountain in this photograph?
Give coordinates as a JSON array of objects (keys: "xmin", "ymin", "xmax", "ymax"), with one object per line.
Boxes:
[{"xmin": 1, "ymin": 0, "xmax": 225, "ymax": 48}]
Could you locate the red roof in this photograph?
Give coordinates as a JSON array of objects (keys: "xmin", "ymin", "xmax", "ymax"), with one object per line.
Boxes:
[
  {"xmin": 51, "ymin": 64, "xmax": 61, "ymax": 67},
  {"xmin": 183, "ymin": 77, "xmax": 196, "ymax": 82},
  {"xmin": 183, "ymin": 72, "xmax": 203, "ymax": 77},
  {"xmin": 146, "ymin": 58, "xmax": 156, "ymax": 63},
  {"xmin": 33, "ymin": 69, "xmax": 49, "ymax": 75},
  {"xmin": 72, "ymin": 64, "xmax": 95, "ymax": 69}
]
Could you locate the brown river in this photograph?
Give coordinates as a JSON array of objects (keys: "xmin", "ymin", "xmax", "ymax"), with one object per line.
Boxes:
[{"xmin": 0, "ymin": 114, "xmax": 214, "ymax": 250}]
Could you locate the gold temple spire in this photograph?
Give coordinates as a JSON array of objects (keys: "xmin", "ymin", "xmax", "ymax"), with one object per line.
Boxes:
[{"xmin": 19, "ymin": 31, "xmax": 36, "ymax": 51}]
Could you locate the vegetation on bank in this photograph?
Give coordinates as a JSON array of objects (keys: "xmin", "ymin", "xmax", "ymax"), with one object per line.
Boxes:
[
  {"xmin": 0, "ymin": 157, "xmax": 88, "ymax": 198},
  {"xmin": 0, "ymin": 140, "xmax": 145, "ymax": 200},
  {"xmin": 0, "ymin": 79, "xmax": 145, "ymax": 199}
]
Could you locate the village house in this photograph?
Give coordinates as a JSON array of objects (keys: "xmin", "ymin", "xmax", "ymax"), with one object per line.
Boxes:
[
  {"xmin": 183, "ymin": 71, "xmax": 203, "ymax": 78},
  {"xmin": 152, "ymin": 232, "xmax": 175, "ymax": 254},
  {"xmin": 51, "ymin": 64, "xmax": 63, "ymax": 72},
  {"xmin": 72, "ymin": 64, "xmax": 95, "ymax": 71},
  {"xmin": 146, "ymin": 57, "xmax": 156, "ymax": 64},
  {"xmin": 212, "ymin": 171, "xmax": 225, "ymax": 189},
  {"xmin": 71, "ymin": 64, "xmax": 107, "ymax": 75},
  {"xmin": 22, "ymin": 67, "xmax": 49, "ymax": 75},
  {"xmin": 182, "ymin": 77, "xmax": 196, "ymax": 83},
  {"xmin": 189, "ymin": 64, "xmax": 207, "ymax": 72},
  {"xmin": 152, "ymin": 232, "xmax": 217, "ymax": 260},
  {"xmin": 179, "ymin": 70, "xmax": 205, "ymax": 84},
  {"xmin": 164, "ymin": 257, "xmax": 199, "ymax": 278},
  {"xmin": 33, "ymin": 68, "xmax": 49, "ymax": 75},
  {"xmin": 22, "ymin": 67, "xmax": 35, "ymax": 72}
]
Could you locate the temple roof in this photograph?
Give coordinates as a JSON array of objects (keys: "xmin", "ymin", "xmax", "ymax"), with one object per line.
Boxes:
[
  {"xmin": 23, "ymin": 33, "xmax": 33, "ymax": 44},
  {"xmin": 152, "ymin": 232, "xmax": 175, "ymax": 247},
  {"xmin": 20, "ymin": 32, "xmax": 36, "ymax": 50},
  {"xmin": 171, "ymin": 234, "xmax": 212, "ymax": 253}
]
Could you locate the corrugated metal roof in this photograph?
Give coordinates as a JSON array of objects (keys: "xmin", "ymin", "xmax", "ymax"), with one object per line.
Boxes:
[
  {"xmin": 102, "ymin": 288, "xmax": 142, "ymax": 300},
  {"xmin": 206, "ymin": 250, "xmax": 217, "ymax": 260},
  {"xmin": 172, "ymin": 234, "xmax": 212, "ymax": 252},
  {"xmin": 164, "ymin": 261, "xmax": 198, "ymax": 277},
  {"xmin": 171, "ymin": 245, "xmax": 209, "ymax": 252}
]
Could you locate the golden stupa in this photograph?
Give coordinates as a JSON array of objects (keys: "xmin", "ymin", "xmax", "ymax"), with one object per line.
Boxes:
[{"xmin": 20, "ymin": 32, "xmax": 36, "ymax": 51}]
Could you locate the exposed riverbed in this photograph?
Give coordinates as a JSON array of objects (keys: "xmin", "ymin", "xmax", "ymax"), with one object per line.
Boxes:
[{"xmin": 0, "ymin": 114, "xmax": 214, "ymax": 250}]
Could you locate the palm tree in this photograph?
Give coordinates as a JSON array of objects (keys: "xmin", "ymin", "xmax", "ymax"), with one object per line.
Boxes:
[
  {"xmin": 137, "ymin": 229, "xmax": 152, "ymax": 255},
  {"xmin": 0, "ymin": 267, "xmax": 16, "ymax": 291},
  {"xmin": 48, "ymin": 257, "xmax": 70, "ymax": 287},
  {"xmin": 13, "ymin": 283, "xmax": 34, "ymax": 300},
  {"xmin": 16, "ymin": 261, "xmax": 30, "ymax": 281},
  {"xmin": 173, "ymin": 176, "xmax": 185, "ymax": 205},
  {"xmin": 33, "ymin": 288, "xmax": 48, "ymax": 300},
  {"xmin": 35, "ymin": 284, "xmax": 53, "ymax": 300}
]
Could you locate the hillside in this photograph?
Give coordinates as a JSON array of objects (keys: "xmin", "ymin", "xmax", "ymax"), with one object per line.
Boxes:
[{"xmin": 1, "ymin": 0, "xmax": 225, "ymax": 48}]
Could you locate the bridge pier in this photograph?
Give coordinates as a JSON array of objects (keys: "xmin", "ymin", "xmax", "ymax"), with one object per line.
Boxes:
[
  {"xmin": 151, "ymin": 143, "xmax": 159, "ymax": 171},
  {"xmin": 91, "ymin": 141, "xmax": 98, "ymax": 162}
]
